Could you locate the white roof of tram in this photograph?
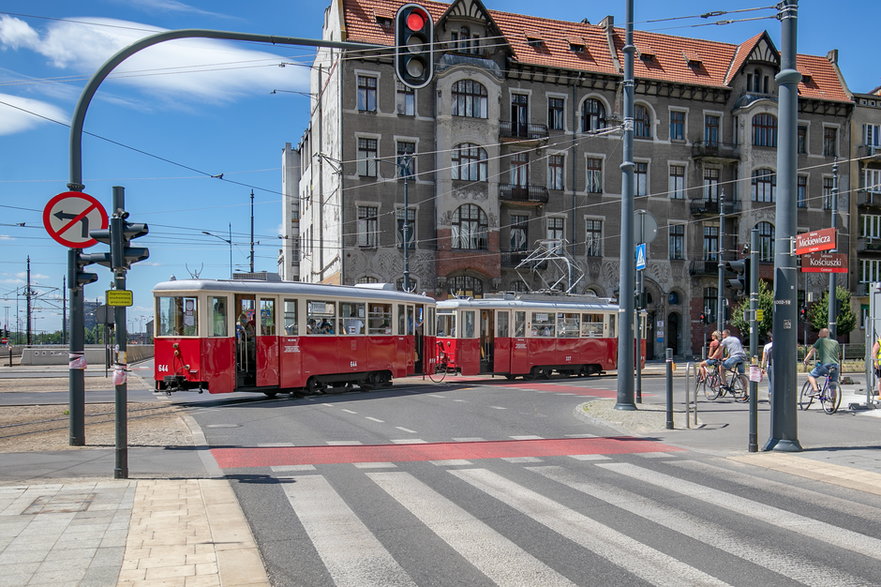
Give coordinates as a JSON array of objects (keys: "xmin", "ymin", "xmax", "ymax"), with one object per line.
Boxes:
[{"xmin": 437, "ymin": 294, "xmax": 617, "ymax": 312}]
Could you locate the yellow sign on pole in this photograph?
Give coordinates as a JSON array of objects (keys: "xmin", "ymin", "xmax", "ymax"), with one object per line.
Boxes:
[
  {"xmin": 756, "ymin": 308, "xmax": 764, "ymax": 321},
  {"xmin": 106, "ymin": 289, "xmax": 133, "ymax": 307}
]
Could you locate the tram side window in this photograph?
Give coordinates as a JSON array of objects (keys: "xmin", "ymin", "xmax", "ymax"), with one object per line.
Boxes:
[
  {"xmin": 581, "ymin": 313, "xmax": 604, "ymax": 338},
  {"xmin": 209, "ymin": 296, "xmax": 227, "ymax": 337},
  {"xmin": 496, "ymin": 311, "xmax": 510, "ymax": 338},
  {"xmin": 259, "ymin": 299, "xmax": 276, "ymax": 336},
  {"xmin": 462, "ymin": 311, "xmax": 476, "ymax": 338},
  {"xmin": 340, "ymin": 302, "xmax": 366, "ymax": 334},
  {"xmin": 397, "ymin": 305, "xmax": 405, "ymax": 335},
  {"xmin": 437, "ymin": 311, "xmax": 456, "ymax": 337},
  {"xmin": 368, "ymin": 303, "xmax": 392, "ymax": 334},
  {"xmin": 514, "ymin": 311, "xmax": 526, "ymax": 337},
  {"xmin": 406, "ymin": 306, "xmax": 415, "ymax": 335},
  {"xmin": 157, "ymin": 296, "xmax": 198, "ymax": 337},
  {"xmin": 283, "ymin": 299, "xmax": 298, "ymax": 335},
  {"xmin": 530, "ymin": 312, "xmax": 554, "ymax": 337},
  {"xmin": 306, "ymin": 300, "xmax": 336, "ymax": 335},
  {"xmin": 608, "ymin": 314, "xmax": 616, "ymax": 338},
  {"xmin": 557, "ymin": 313, "xmax": 580, "ymax": 337}
]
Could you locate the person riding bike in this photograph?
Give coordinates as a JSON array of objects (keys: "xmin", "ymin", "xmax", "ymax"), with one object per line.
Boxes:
[
  {"xmin": 804, "ymin": 327, "xmax": 840, "ymax": 394},
  {"xmin": 698, "ymin": 330, "xmax": 723, "ymax": 381},
  {"xmin": 719, "ymin": 329, "xmax": 747, "ymax": 385}
]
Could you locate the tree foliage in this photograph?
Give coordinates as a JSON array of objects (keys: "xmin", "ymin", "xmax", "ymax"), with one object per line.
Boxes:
[
  {"xmin": 807, "ymin": 286, "xmax": 856, "ymax": 337},
  {"xmin": 730, "ymin": 280, "xmax": 774, "ymax": 345}
]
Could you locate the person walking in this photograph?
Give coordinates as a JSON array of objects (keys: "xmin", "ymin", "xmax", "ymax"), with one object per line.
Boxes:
[
  {"xmin": 871, "ymin": 333, "xmax": 881, "ymax": 399},
  {"xmin": 760, "ymin": 332, "xmax": 773, "ymax": 399},
  {"xmin": 804, "ymin": 327, "xmax": 840, "ymax": 393}
]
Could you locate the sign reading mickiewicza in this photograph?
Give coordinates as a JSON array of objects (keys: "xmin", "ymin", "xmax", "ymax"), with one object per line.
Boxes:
[{"xmin": 794, "ymin": 227, "xmax": 836, "ymax": 255}]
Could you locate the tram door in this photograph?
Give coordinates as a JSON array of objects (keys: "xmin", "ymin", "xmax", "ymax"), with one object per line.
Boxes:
[
  {"xmin": 480, "ymin": 309, "xmax": 494, "ymax": 373},
  {"xmin": 234, "ymin": 294, "xmax": 257, "ymax": 387},
  {"xmin": 414, "ymin": 304, "xmax": 426, "ymax": 374}
]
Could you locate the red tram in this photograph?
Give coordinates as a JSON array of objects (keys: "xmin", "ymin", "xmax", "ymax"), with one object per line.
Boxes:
[
  {"xmin": 435, "ymin": 293, "xmax": 644, "ymax": 379},
  {"xmin": 153, "ymin": 279, "xmax": 436, "ymax": 395}
]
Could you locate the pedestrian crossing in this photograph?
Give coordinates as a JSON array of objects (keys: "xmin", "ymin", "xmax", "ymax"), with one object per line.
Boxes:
[{"xmin": 250, "ymin": 453, "xmax": 881, "ymax": 586}]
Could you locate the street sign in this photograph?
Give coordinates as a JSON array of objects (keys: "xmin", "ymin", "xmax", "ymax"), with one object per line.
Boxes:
[
  {"xmin": 634, "ymin": 210, "xmax": 658, "ymax": 243},
  {"xmin": 801, "ymin": 252, "xmax": 847, "ymax": 273},
  {"xmin": 43, "ymin": 191, "xmax": 108, "ymax": 248},
  {"xmin": 635, "ymin": 243, "xmax": 647, "ymax": 271},
  {"xmin": 794, "ymin": 227, "xmax": 836, "ymax": 255},
  {"xmin": 756, "ymin": 308, "xmax": 764, "ymax": 321},
  {"xmin": 106, "ymin": 289, "xmax": 133, "ymax": 307}
]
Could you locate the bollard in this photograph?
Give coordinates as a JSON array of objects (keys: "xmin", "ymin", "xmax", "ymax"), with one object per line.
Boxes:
[{"xmin": 665, "ymin": 348, "xmax": 674, "ymax": 430}]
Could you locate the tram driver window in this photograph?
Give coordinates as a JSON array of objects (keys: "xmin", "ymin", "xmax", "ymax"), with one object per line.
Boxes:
[
  {"xmin": 368, "ymin": 303, "xmax": 392, "ymax": 334},
  {"xmin": 307, "ymin": 300, "xmax": 336, "ymax": 335},
  {"xmin": 514, "ymin": 311, "xmax": 526, "ymax": 337},
  {"xmin": 341, "ymin": 302, "xmax": 366, "ymax": 334},
  {"xmin": 462, "ymin": 311, "xmax": 476, "ymax": 338},
  {"xmin": 557, "ymin": 313, "xmax": 580, "ymax": 337},
  {"xmin": 209, "ymin": 296, "xmax": 227, "ymax": 337},
  {"xmin": 436, "ymin": 311, "xmax": 455, "ymax": 337},
  {"xmin": 283, "ymin": 299, "xmax": 298, "ymax": 335},
  {"xmin": 530, "ymin": 312, "xmax": 553, "ymax": 337},
  {"xmin": 157, "ymin": 296, "xmax": 198, "ymax": 337}
]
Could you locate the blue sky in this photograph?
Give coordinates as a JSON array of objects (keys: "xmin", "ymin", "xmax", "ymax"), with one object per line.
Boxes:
[{"xmin": 1, "ymin": 0, "xmax": 879, "ymax": 335}]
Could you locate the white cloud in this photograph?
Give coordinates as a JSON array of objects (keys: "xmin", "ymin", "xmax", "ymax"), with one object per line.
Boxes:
[
  {"xmin": 0, "ymin": 15, "xmax": 39, "ymax": 50},
  {"xmin": 0, "ymin": 93, "xmax": 68, "ymax": 135}
]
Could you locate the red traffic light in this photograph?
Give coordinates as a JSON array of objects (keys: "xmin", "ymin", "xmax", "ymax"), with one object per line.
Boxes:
[{"xmin": 406, "ymin": 10, "xmax": 426, "ymax": 31}]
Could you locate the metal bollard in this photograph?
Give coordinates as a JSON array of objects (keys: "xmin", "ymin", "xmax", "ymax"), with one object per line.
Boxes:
[{"xmin": 665, "ymin": 348, "xmax": 674, "ymax": 430}]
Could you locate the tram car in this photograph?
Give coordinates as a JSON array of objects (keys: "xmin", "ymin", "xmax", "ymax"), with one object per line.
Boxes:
[
  {"xmin": 153, "ymin": 279, "xmax": 436, "ymax": 395},
  {"xmin": 435, "ymin": 293, "xmax": 644, "ymax": 378}
]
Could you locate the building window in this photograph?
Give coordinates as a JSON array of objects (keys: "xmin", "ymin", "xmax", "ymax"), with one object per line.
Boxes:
[
  {"xmin": 862, "ymin": 214, "xmax": 881, "ymax": 239},
  {"xmin": 581, "ymin": 98, "xmax": 606, "ymax": 132},
  {"xmin": 670, "ymin": 110, "xmax": 685, "ymax": 141},
  {"xmin": 669, "ymin": 224, "xmax": 685, "ymax": 260},
  {"xmin": 752, "ymin": 113, "xmax": 777, "ymax": 147},
  {"xmin": 703, "ymin": 287, "xmax": 717, "ymax": 320},
  {"xmin": 865, "ymin": 169, "xmax": 881, "ymax": 194},
  {"xmin": 357, "ymin": 75, "xmax": 377, "ymax": 112},
  {"xmin": 751, "ymin": 168, "xmax": 776, "ymax": 202},
  {"xmin": 797, "ymin": 174, "xmax": 807, "ymax": 208},
  {"xmin": 452, "ymin": 143, "xmax": 487, "ymax": 181},
  {"xmin": 586, "ymin": 157, "xmax": 603, "ymax": 193},
  {"xmin": 510, "ymin": 214, "xmax": 528, "ymax": 252},
  {"xmin": 548, "ymin": 97, "xmax": 564, "ymax": 130},
  {"xmin": 823, "ymin": 126, "xmax": 837, "ymax": 157},
  {"xmin": 511, "ymin": 93, "xmax": 529, "ymax": 137},
  {"xmin": 703, "ymin": 168, "xmax": 720, "ymax": 201},
  {"xmin": 668, "ymin": 165, "xmax": 685, "ymax": 199},
  {"xmin": 356, "ymin": 138, "xmax": 377, "ymax": 177},
  {"xmin": 703, "ymin": 224, "xmax": 719, "ymax": 262},
  {"xmin": 510, "ymin": 152, "xmax": 529, "ymax": 187},
  {"xmin": 548, "ymin": 154, "xmax": 564, "ymax": 190},
  {"xmin": 797, "ymin": 124, "xmax": 807, "ymax": 154},
  {"xmin": 635, "ymin": 161, "xmax": 648, "ymax": 196},
  {"xmin": 757, "ymin": 221, "xmax": 774, "ymax": 262},
  {"xmin": 861, "ymin": 259, "xmax": 881, "ymax": 284},
  {"xmin": 357, "ymin": 276, "xmax": 378, "ymax": 284},
  {"xmin": 396, "ymin": 207, "xmax": 416, "ymax": 249},
  {"xmin": 396, "ymin": 82, "xmax": 414, "ymax": 116},
  {"xmin": 452, "ymin": 204, "xmax": 488, "ymax": 250},
  {"xmin": 449, "ymin": 275, "xmax": 484, "ymax": 297},
  {"xmin": 585, "ymin": 219, "xmax": 602, "ymax": 257},
  {"xmin": 451, "ymin": 79, "xmax": 488, "ymax": 118},
  {"xmin": 864, "ymin": 123, "xmax": 881, "ymax": 147},
  {"xmin": 357, "ymin": 206, "xmax": 378, "ymax": 248},
  {"xmin": 822, "ymin": 176, "xmax": 834, "ymax": 210},
  {"xmin": 396, "ymin": 141, "xmax": 416, "ymax": 179},
  {"xmin": 704, "ymin": 114, "xmax": 720, "ymax": 146},
  {"xmin": 634, "ymin": 104, "xmax": 652, "ymax": 138}
]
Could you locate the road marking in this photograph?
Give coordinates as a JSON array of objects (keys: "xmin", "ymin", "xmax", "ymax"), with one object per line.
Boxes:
[
  {"xmin": 451, "ymin": 468, "xmax": 728, "ymax": 587},
  {"xmin": 567, "ymin": 454, "xmax": 610, "ymax": 461},
  {"xmin": 365, "ymin": 417, "xmax": 384, "ymax": 423},
  {"xmin": 395, "ymin": 426, "xmax": 417, "ymax": 434},
  {"xmin": 353, "ymin": 462, "xmax": 397, "ymax": 469},
  {"xmin": 501, "ymin": 457, "xmax": 543, "ymax": 463},
  {"xmin": 430, "ymin": 459, "xmax": 472, "ymax": 466},
  {"xmin": 327, "ymin": 440, "xmax": 362, "ymax": 446},
  {"xmin": 453, "ymin": 437, "xmax": 485, "ymax": 442},
  {"xmin": 489, "ymin": 406, "xmax": 507, "ymax": 410},
  {"xmin": 271, "ymin": 464, "xmax": 316, "ymax": 472},
  {"xmin": 510, "ymin": 435, "xmax": 543, "ymax": 440},
  {"xmin": 368, "ymin": 471, "xmax": 575, "ymax": 587},
  {"xmin": 281, "ymin": 475, "xmax": 416, "ymax": 587},
  {"xmin": 392, "ymin": 438, "xmax": 426, "ymax": 444},
  {"xmin": 341, "ymin": 409, "xmax": 358, "ymax": 414}
]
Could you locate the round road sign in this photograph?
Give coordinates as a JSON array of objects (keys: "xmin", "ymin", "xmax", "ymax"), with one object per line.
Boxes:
[{"xmin": 42, "ymin": 191, "xmax": 109, "ymax": 248}]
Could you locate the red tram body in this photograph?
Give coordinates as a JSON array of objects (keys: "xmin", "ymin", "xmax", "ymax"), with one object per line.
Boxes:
[
  {"xmin": 435, "ymin": 294, "xmax": 644, "ymax": 378},
  {"xmin": 153, "ymin": 279, "xmax": 436, "ymax": 395}
]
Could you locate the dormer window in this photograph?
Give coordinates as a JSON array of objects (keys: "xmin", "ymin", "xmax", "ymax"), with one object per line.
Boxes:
[
  {"xmin": 525, "ymin": 31, "xmax": 544, "ymax": 48},
  {"xmin": 568, "ymin": 37, "xmax": 589, "ymax": 56},
  {"xmin": 451, "ymin": 25, "xmax": 480, "ymax": 54},
  {"xmin": 639, "ymin": 47, "xmax": 657, "ymax": 63},
  {"xmin": 373, "ymin": 8, "xmax": 393, "ymax": 30},
  {"xmin": 683, "ymin": 50, "xmax": 702, "ymax": 67}
]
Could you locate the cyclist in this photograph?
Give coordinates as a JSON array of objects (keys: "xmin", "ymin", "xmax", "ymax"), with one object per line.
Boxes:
[
  {"xmin": 719, "ymin": 329, "xmax": 747, "ymax": 387},
  {"xmin": 698, "ymin": 330, "xmax": 723, "ymax": 381},
  {"xmin": 804, "ymin": 327, "xmax": 840, "ymax": 394},
  {"xmin": 871, "ymin": 332, "xmax": 881, "ymax": 399}
]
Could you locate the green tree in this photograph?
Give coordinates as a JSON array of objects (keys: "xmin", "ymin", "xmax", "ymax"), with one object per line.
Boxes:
[
  {"xmin": 807, "ymin": 285, "xmax": 856, "ymax": 337},
  {"xmin": 730, "ymin": 279, "xmax": 774, "ymax": 345}
]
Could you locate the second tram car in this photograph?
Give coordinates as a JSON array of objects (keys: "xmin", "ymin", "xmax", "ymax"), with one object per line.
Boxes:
[
  {"xmin": 435, "ymin": 293, "xmax": 644, "ymax": 378},
  {"xmin": 153, "ymin": 279, "xmax": 436, "ymax": 395}
]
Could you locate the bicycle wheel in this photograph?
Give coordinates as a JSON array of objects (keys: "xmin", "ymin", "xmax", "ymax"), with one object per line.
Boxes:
[
  {"xmin": 427, "ymin": 358, "xmax": 448, "ymax": 383},
  {"xmin": 798, "ymin": 380, "xmax": 814, "ymax": 410},
  {"xmin": 821, "ymin": 383, "xmax": 841, "ymax": 414},
  {"xmin": 697, "ymin": 374, "xmax": 717, "ymax": 400},
  {"xmin": 730, "ymin": 374, "xmax": 750, "ymax": 402}
]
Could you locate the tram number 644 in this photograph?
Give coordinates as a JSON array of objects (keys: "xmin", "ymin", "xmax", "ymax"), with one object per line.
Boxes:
[
  {"xmin": 157, "ymin": 364, "xmax": 170, "ymax": 373},
  {"xmin": 350, "ymin": 361, "xmax": 358, "ymax": 368}
]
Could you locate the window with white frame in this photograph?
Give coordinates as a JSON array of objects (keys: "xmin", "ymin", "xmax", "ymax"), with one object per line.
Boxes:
[
  {"xmin": 451, "ymin": 204, "xmax": 488, "ymax": 250},
  {"xmin": 452, "ymin": 143, "xmax": 487, "ymax": 181},
  {"xmin": 752, "ymin": 113, "xmax": 777, "ymax": 147},
  {"xmin": 864, "ymin": 124, "xmax": 881, "ymax": 147},
  {"xmin": 635, "ymin": 161, "xmax": 648, "ymax": 196},
  {"xmin": 668, "ymin": 165, "xmax": 685, "ymax": 199},
  {"xmin": 704, "ymin": 114, "xmax": 720, "ymax": 146},
  {"xmin": 703, "ymin": 168, "xmax": 720, "ymax": 200},
  {"xmin": 357, "ymin": 205, "xmax": 378, "ymax": 247},
  {"xmin": 356, "ymin": 137, "xmax": 377, "ymax": 177},
  {"xmin": 510, "ymin": 152, "xmax": 529, "ymax": 187},
  {"xmin": 669, "ymin": 224, "xmax": 685, "ymax": 260},
  {"xmin": 581, "ymin": 98, "xmax": 606, "ymax": 132},
  {"xmin": 396, "ymin": 141, "xmax": 415, "ymax": 179},
  {"xmin": 634, "ymin": 104, "xmax": 652, "ymax": 138},
  {"xmin": 451, "ymin": 79, "xmax": 488, "ymax": 118},
  {"xmin": 865, "ymin": 168, "xmax": 881, "ymax": 193},
  {"xmin": 586, "ymin": 157, "xmax": 603, "ymax": 193},
  {"xmin": 751, "ymin": 168, "xmax": 776, "ymax": 202},
  {"xmin": 548, "ymin": 97, "xmax": 565, "ymax": 130},
  {"xmin": 757, "ymin": 221, "xmax": 774, "ymax": 262},
  {"xmin": 547, "ymin": 216, "xmax": 565, "ymax": 242},
  {"xmin": 703, "ymin": 224, "xmax": 719, "ymax": 261},
  {"xmin": 861, "ymin": 259, "xmax": 881, "ymax": 284},
  {"xmin": 585, "ymin": 219, "xmax": 602, "ymax": 257},
  {"xmin": 357, "ymin": 75, "xmax": 377, "ymax": 112},
  {"xmin": 669, "ymin": 110, "xmax": 685, "ymax": 141},
  {"xmin": 548, "ymin": 154, "xmax": 564, "ymax": 190},
  {"xmin": 862, "ymin": 214, "xmax": 881, "ymax": 239},
  {"xmin": 396, "ymin": 81, "xmax": 415, "ymax": 115},
  {"xmin": 510, "ymin": 214, "xmax": 528, "ymax": 252}
]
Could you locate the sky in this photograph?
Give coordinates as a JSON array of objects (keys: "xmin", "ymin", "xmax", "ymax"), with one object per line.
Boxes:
[{"xmin": 1, "ymin": 0, "xmax": 879, "ymax": 336}]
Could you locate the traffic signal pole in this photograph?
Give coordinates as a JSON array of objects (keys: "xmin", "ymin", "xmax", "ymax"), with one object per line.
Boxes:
[
  {"xmin": 111, "ymin": 186, "xmax": 129, "ymax": 479},
  {"xmin": 68, "ymin": 249, "xmax": 86, "ymax": 445}
]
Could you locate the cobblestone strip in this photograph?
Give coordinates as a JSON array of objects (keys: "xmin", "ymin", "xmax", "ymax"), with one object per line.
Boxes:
[{"xmin": 731, "ymin": 453, "xmax": 881, "ymax": 496}]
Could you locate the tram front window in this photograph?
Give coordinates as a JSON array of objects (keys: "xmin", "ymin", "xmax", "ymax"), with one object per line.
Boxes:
[
  {"xmin": 157, "ymin": 296, "xmax": 198, "ymax": 336},
  {"xmin": 437, "ymin": 311, "xmax": 456, "ymax": 337}
]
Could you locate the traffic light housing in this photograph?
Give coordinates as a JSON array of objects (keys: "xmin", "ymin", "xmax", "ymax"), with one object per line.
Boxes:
[
  {"xmin": 88, "ymin": 214, "xmax": 149, "ymax": 271},
  {"xmin": 69, "ymin": 249, "xmax": 100, "ymax": 287},
  {"xmin": 725, "ymin": 258, "xmax": 750, "ymax": 296},
  {"xmin": 395, "ymin": 4, "xmax": 434, "ymax": 89}
]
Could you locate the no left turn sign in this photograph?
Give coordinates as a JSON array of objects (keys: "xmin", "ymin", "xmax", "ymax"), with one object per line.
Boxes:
[{"xmin": 42, "ymin": 191, "xmax": 109, "ymax": 248}]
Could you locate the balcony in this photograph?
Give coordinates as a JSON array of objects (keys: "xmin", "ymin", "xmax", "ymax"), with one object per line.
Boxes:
[
  {"xmin": 857, "ymin": 237, "xmax": 881, "ymax": 253},
  {"xmin": 857, "ymin": 144, "xmax": 881, "ymax": 162},
  {"xmin": 689, "ymin": 260, "xmax": 720, "ymax": 276},
  {"xmin": 499, "ymin": 121, "xmax": 549, "ymax": 142},
  {"xmin": 501, "ymin": 251, "xmax": 529, "ymax": 267},
  {"xmin": 857, "ymin": 190, "xmax": 881, "ymax": 208},
  {"xmin": 691, "ymin": 141, "xmax": 739, "ymax": 161},
  {"xmin": 499, "ymin": 184, "xmax": 549, "ymax": 204},
  {"xmin": 689, "ymin": 198, "xmax": 742, "ymax": 217}
]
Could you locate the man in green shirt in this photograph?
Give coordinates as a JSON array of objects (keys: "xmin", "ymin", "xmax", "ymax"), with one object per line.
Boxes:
[{"xmin": 803, "ymin": 327, "xmax": 840, "ymax": 393}]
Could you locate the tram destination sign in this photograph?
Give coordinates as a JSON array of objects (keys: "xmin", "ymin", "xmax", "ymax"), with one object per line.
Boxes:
[
  {"xmin": 794, "ymin": 227, "xmax": 836, "ymax": 255},
  {"xmin": 801, "ymin": 252, "xmax": 847, "ymax": 273}
]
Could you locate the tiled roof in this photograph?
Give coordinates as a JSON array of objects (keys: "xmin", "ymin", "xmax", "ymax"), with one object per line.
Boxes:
[{"xmin": 341, "ymin": 0, "xmax": 850, "ymax": 102}]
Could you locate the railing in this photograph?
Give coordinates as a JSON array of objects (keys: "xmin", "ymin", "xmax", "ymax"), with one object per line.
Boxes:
[
  {"xmin": 857, "ymin": 144, "xmax": 881, "ymax": 160},
  {"xmin": 857, "ymin": 190, "xmax": 881, "ymax": 207},
  {"xmin": 499, "ymin": 121, "xmax": 549, "ymax": 141},
  {"xmin": 499, "ymin": 184, "xmax": 549, "ymax": 204},
  {"xmin": 689, "ymin": 197, "xmax": 741, "ymax": 216},
  {"xmin": 856, "ymin": 237, "xmax": 881, "ymax": 253},
  {"xmin": 691, "ymin": 141, "xmax": 739, "ymax": 160},
  {"xmin": 500, "ymin": 251, "xmax": 529, "ymax": 267}
]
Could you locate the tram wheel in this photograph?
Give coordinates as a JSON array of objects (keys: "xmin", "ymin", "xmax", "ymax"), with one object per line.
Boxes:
[
  {"xmin": 505, "ymin": 374, "xmax": 516, "ymax": 381},
  {"xmin": 306, "ymin": 377, "xmax": 325, "ymax": 394},
  {"xmin": 263, "ymin": 391, "xmax": 278, "ymax": 399}
]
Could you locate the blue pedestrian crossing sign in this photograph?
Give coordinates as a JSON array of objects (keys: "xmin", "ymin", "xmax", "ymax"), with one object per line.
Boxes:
[{"xmin": 635, "ymin": 243, "xmax": 647, "ymax": 270}]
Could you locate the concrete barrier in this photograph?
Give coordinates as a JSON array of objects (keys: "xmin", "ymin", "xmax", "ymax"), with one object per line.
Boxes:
[{"xmin": 20, "ymin": 345, "xmax": 154, "ymax": 366}]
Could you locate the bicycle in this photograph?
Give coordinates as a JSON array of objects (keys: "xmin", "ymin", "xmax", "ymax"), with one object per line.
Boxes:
[
  {"xmin": 427, "ymin": 341, "xmax": 449, "ymax": 383},
  {"xmin": 799, "ymin": 364, "xmax": 841, "ymax": 414},
  {"xmin": 695, "ymin": 363, "xmax": 749, "ymax": 402}
]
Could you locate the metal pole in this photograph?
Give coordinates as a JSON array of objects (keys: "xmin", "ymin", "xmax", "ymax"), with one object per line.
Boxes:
[
  {"xmin": 228, "ymin": 222, "xmax": 233, "ymax": 278},
  {"xmin": 765, "ymin": 0, "xmax": 802, "ymax": 452},
  {"xmin": 67, "ymin": 248, "xmax": 85, "ymax": 445},
  {"xmin": 111, "ymin": 186, "xmax": 128, "ymax": 479},
  {"xmin": 748, "ymin": 228, "xmax": 759, "ymax": 452},
  {"xmin": 665, "ymin": 348, "xmax": 674, "ymax": 429},
  {"xmin": 717, "ymin": 191, "xmax": 725, "ymax": 332},
  {"xmin": 615, "ymin": 0, "xmax": 636, "ymax": 411},
  {"xmin": 401, "ymin": 155, "xmax": 411, "ymax": 292},
  {"xmin": 828, "ymin": 159, "xmax": 839, "ymax": 337},
  {"xmin": 636, "ymin": 273, "xmax": 643, "ymax": 403},
  {"xmin": 249, "ymin": 189, "xmax": 255, "ymax": 273}
]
